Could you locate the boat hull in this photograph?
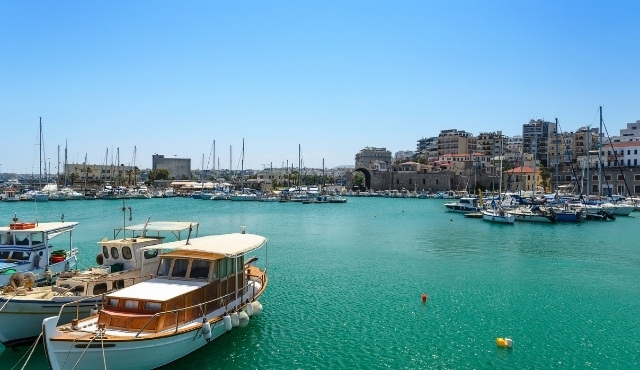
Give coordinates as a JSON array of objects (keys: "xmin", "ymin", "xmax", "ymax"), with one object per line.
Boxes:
[{"xmin": 0, "ymin": 295, "xmax": 99, "ymax": 347}]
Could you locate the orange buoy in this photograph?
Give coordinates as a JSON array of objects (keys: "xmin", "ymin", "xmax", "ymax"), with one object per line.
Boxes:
[
  {"xmin": 496, "ymin": 337, "xmax": 506, "ymax": 347},
  {"xmin": 421, "ymin": 293, "xmax": 428, "ymax": 302}
]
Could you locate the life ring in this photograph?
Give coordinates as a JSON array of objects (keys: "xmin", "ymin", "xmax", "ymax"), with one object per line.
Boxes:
[
  {"xmin": 96, "ymin": 253, "xmax": 104, "ymax": 265},
  {"xmin": 9, "ymin": 272, "xmax": 23, "ymax": 289},
  {"xmin": 9, "ymin": 222, "xmax": 36, "ymax": 230}
]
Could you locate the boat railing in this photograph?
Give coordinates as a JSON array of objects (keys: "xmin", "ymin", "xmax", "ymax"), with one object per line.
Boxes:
[
  {"xmin": 134, "ymin": 277, "xmax": 265, "ymax": 338},
  {"xmin": 54, "ymin": 273, "xmax": 157, "ymax": 318},
  {"xmin": 55, "ymin": 293, "xmax": 106, "ymax": 319}
]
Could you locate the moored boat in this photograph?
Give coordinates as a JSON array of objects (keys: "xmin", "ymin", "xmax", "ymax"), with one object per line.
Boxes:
[
  {"xmin": 444, "ymin": 197, "xmax": 480, "ymax": 213},
  {"xmin": 481, "ymin": 207, "xmax": 515, "ymax": 224},
  {"xmin": 0, "ymin": 219, "xmax": 197, "ymax": 347},
  {"xmin": 43, "ymin": 229, "xmax": 268, "ymax": 370},
  {"xmin": 0, "ymin": 216, "xmax": 78, "ymax": 287}
]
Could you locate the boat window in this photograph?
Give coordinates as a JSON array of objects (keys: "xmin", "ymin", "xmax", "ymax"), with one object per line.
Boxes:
[
  {"xmin": 12, "ymin": 251, "xmax": 30, "ymax": 261},
  {"xmin": 122, "ymin": 246, "xmax": 132, "ymax": 260},
  {"xmin": 144, "ymin": 249, "xmax": 158, "ymax": 259},
  {"xmin": 189, "ymin": 259, "xmax": 211, "ymax": 279},
  {"xmin": 31, "ymin": 232, "xmax": 44, "ymax": 245},
  {"xmin": 0, "ymin": 251, "xmax": 10, "ymax": 259},
  {"xmin": 107, "ymin": 298, "xmax": 119, "ymax": 307},
  {"xmin": 211, "ymin": 260, "xmax": 218, "ymax": 279},
  {"xmin": 157, "ymin": 258, "xmax": 172, "ymax": 277},
  {"xmin": 124, "ymin": 300, "xmax": 138, "ymax": 309},
  {"xmin": 93, "ymin": 283, "xmax": 108, "ymax": 295},
  {"xmin": 143, "ymin": 302, "xmax": 161, "ymax": 311},
  {"xmin": 102, "ymin": 245, "xmax": 110, "ymax": 259},
  {"xmin": 171, "ymin": 258, "xmax": 189, "ymax": 278},
  {"xmin": 1, "ymin": 234, "xmax": 14, "ymax": 245},
  {"xmin": 220, "ymin": 258, "xmax": 227, "ymax": 278},
  {"xmin": 227, "ymin": 258, "xmax": 235, "ymax": 274},
  {"xmin": 111, "ymin": 247, "xmax": 119, "ymax": 259}
]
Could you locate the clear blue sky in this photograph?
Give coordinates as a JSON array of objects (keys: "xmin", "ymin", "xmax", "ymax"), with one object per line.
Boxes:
[{"xmin": 1, "ymin": 1, "xmax": 639, "ymax": 175}]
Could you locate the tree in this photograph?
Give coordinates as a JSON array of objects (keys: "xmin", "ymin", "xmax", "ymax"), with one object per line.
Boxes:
[
  {"xmin": 69, "ymin": 173, "xmax": 78, "ymax": 186},
  {"xmin": 147, "ymin": 168, "xmax": 171, "ymax": 183},
  {"xmin": 539, "ymin": 167, "xmax": 550, "ymax": 192}
]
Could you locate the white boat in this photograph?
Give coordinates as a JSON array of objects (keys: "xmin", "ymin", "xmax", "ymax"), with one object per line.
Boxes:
[
  {"xmin": 20, "ymin": 190, "xmax": 50, "ymax": 202},
  {"xmin": 0, "ymin": 189, "xmax": 21, "ymax": 202},
  {"xmin": 43, "ymin": 230, "xmax": 268, "ymax": 370},
  {"xmin": 0, "ymin": 217, "xmax": 78, "ymax": 288},
  {"xmin": 444, "ymin": 197, "xmax": 480, "ymax": 213},
  {"xmin": 230, "ymin": 191, "xmax": 258, "ymax": 201},
  {"xmin": 511, "ymin": 205, "xmax": 557, "ymax": 223},
  {"xmin": 481, "ymin": 207, "xmax": 515, "ymax": 224},
  {"xmin": 0, "ymin": 220, "xmax": 197, "ymax": 347}
]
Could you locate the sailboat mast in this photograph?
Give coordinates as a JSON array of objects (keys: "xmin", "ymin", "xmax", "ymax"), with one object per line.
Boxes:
[
  {"xmin": 598, "ymin": 106, "xmax": 603, "ymax": 197},
  {"xmin": 586, "ymin": 126, "xmax": 591, "ymax": 197},
  {"xmin": 39, "ymin": 117, "xmax": 42, "ymax": 188},
  {"xmin": 554, "ymin": 118, "xmax": 559, "ymax": 195}
]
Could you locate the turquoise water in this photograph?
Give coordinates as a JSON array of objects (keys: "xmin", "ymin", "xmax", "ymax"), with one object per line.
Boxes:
[{"xmin": 1, "ymin": 197, "xmax": 639, "ymax": 369}]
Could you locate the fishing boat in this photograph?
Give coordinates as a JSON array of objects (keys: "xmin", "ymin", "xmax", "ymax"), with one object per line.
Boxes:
[
  {"xmin": 0, "ymin": 215, "xmax": 78, "ymax": 287},
  {"xmin": 481, "ymin": 207, "xmax": 515, "ymax": 224},
  {"xmin": 0, "ymin": 219, "xmax": 196, "ymax": 347},
  {"xmin": 444, "ymin": 196, "xmax": 480, "ymax": 213},
  {"xmin": 43, "ymin": 229, "xmax": 268, "ymax": 370}
]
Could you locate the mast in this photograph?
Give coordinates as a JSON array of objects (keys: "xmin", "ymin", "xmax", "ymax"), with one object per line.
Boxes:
[
  {"xmin": 298, "ymin": 144, "xmax": 301, "ymax": 188},
  {"xmin": 554, "ymin": 118, "xmax": 559, "ymax": 195},
  {"xmin": 83, "ymin": 153, "xmax": 88, "ymax": 194},
  {"xmin": 586, "ymin": 126, "xmax": 591, "ymax": 197},
  {"xmin": 39, "ymin": 117, "xmax": 43, "ymax": 189},
  {"xmin": 241, "ymin": 138, "xmax": 245, "ymax": 191},
  {"xmin": 598, "ymin": 106, "xmax": 603, "ymax": 197},
  {"xmin": 64, "ymin": 140, "xmax": 68, "ymax": 188},
  {"xmin": 57, "ymin": 144, "xmax": 60, "ymax": 187}
]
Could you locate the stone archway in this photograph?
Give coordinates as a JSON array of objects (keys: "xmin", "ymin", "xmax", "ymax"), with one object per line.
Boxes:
[{"xmin": 353, "ymin": 167, "xmax": 372, "ymax": 190}]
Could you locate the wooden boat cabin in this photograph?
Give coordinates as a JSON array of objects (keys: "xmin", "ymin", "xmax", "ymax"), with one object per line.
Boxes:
[{"xmin": 93, "ymin": 233, "xmax": 267, "ymax": 335}]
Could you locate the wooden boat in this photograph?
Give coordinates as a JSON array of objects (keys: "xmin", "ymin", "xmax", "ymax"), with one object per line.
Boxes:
[
  {"xmin": 0, "ymin": 220, "xmax": 196, "ymax": 347},
  {"xmin": 43, "ymin": 229, "xmax": 268, "ymax": 370}
]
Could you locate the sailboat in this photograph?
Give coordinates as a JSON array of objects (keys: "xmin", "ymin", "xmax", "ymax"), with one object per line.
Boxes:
[
  {"xmin": 482, "ymin": 135, "xmax": 515, "ymax": 224},
  {"xmin": 230, "ymin": 139, "xmax": 256, "ymax": 201}
]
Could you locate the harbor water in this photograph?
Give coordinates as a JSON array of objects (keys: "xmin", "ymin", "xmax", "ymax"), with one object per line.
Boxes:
[{"xmin": 1, "ymin": 197, "xmax": 639, "ymax": 369}]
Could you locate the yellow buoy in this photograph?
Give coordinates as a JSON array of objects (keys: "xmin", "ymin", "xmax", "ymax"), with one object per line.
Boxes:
[{"xmin": 496, "ymin": 337, "xmax": 506, "ymax": 347}]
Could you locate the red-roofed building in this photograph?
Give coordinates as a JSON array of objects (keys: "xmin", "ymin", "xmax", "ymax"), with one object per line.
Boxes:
[{"xmin": 503, "ymin": 166, "xmax": 542, "ymax": 192}]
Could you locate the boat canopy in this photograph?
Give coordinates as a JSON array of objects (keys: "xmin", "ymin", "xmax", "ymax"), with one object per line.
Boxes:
[
  {"xmin": 113, "ymin": 221, "xmax": 198, "ymax": 239},
  {"xmin": 139, "ymin": 233, "xmax": 267, "ymax": 258},
  {"xmin": 120, "ymin": 221, "xmax": 198, "ymax": 232}
]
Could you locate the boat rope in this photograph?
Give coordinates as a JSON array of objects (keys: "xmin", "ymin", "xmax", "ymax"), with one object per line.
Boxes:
[
  {"xmin": 100, "ymin": 328, "xmax": 107, "ymax": 370},
  {"xmin": 70, "ymin": 332, "xmax": 101, "ymax": 370},
  {"xmin": 14, "ymin": 331, "xmax": 42, "ymax": 370},
  {"xmin": 0, "ymin": 295, "xmax": 14, "ymax": 312}
]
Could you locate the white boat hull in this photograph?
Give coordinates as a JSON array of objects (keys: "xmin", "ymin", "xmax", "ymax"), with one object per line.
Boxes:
[
  {"xmin": 0, "ymin": 295, "xmax": 99, "ymax": 347},
  {"xmin": 481, "ymin": 210, "xmax": 515, "ymax": 224},
  {"xmin": 44, "ymin": 298, "xmax": 261, "ymax": 370}
]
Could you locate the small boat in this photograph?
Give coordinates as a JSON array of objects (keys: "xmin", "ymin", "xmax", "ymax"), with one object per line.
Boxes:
[
  {"xmin": 463, "ymin": 212, "xmax": 483, "ymax": 218},
  {"xmin": 511, "ymin": 205, "xmax": 557, "ymax": 223},
  {"xmin": 0, "ymin": 219, "xmax": 197, "ymax": 348},
  {"xmin": 444, "ymin": 197, "xmax": 480, "ymax": 213},
  {"xmin": 549, "ymin": 206, "xmax": 585, "ymax": 222},
  {"xmin": 43, "ymin": 229, "xmax": 268, "ymax": 370},
  {"xmin": 0, "ymin": 216, "xmax": 78, "ymax": 288},
  {"xmin": 329, "ymin": 195, "xmax": 347, "ymax": 203},
  {"xmin": 481, "ymin": 207, "xmax": 515, "ymax": 224}
]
